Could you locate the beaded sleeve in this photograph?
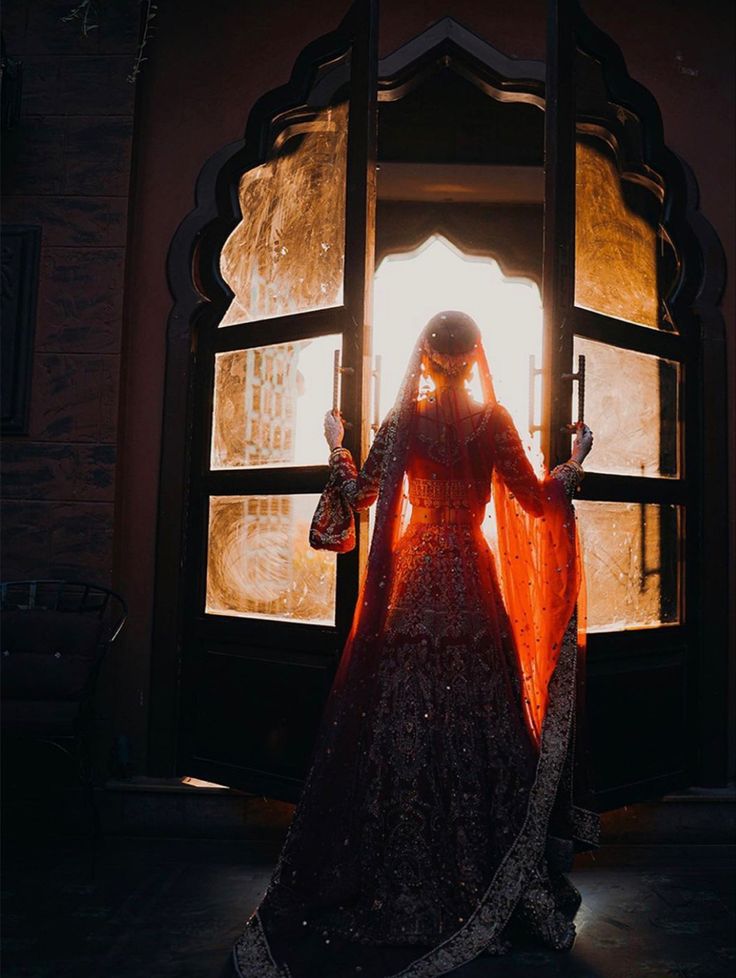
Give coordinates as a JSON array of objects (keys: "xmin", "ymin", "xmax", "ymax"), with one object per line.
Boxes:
[
  {"xmin": 309, "ymin": 418, "xmax": 390, "ymax": 552},
  {"xmin": 492, "ymin": 404, "xmax": 583, "ymax": 513}
]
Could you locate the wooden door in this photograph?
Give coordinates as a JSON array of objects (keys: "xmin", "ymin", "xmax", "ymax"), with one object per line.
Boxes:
[
  {"xmin": 174, "ymin": 0, "xmax": 378, "ymax": 798},
  {"xmin": 543, "ymin": 0, "xmax": 697, "ymax": 809}
]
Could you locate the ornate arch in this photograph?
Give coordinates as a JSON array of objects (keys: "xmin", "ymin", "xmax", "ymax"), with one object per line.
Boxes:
[{"xmin": 153, "ymin": 13, "xmax": 728, "ymax": 782}]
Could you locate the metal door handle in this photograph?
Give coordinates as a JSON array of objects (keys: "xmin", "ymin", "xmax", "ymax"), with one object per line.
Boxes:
[
  {"xmin": 528, "ymin": 354, "xmax": 543, "ymax": 436},
  {"xmin": 332, "ymin": 349, "xmax": 354, "ymax": 425},
  {"xmin": 371, "ymin": 355, "xmax": 382, "ymax": 433},
  {"xmin": 560, "ymin": 353, "xmax": 586, "ymax": 431}
]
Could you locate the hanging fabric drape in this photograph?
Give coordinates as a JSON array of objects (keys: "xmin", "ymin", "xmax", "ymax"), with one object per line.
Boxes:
[{"xmin": 312, "ymin": 333, "xmax": 581, "ymax": 743}]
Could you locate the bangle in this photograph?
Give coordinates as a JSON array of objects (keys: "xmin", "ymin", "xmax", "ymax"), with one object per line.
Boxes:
[
  {"xmin": 329, "ymin": 445, "xmax": 347, "ymax": 459},
  {"xmin": 567, "ymin": 458, "xmax": 585, "ymax": 479}
]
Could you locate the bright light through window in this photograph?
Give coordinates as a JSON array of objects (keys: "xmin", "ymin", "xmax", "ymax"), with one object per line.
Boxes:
[{"xmin": 373, "ymin": 235, "xmax": 544, "ymax": 468}]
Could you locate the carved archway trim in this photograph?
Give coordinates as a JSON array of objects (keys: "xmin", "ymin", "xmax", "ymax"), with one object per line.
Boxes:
[{"xmin": 152, "ymin": 13, "xmax": 728, "ymax": 783}]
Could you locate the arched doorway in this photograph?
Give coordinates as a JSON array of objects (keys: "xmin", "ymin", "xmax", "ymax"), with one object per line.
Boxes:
[
  {"xmin": 153, "ymin": 3, "xmax": 728, "ymax": 808},
  {"xmin": 373, "ymin": 235, "xmax": 543, "ymax": 445}
]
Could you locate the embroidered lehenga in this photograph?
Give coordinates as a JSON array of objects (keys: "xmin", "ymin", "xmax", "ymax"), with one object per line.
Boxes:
[{"xmin": 233, "ymin": 320, "xmax": 599, "ymax": 978}]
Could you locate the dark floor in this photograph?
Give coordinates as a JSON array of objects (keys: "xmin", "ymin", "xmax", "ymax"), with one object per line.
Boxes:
[{"xmin": 2, "ymin": 838, "xmax": 734, "ymax": 978}]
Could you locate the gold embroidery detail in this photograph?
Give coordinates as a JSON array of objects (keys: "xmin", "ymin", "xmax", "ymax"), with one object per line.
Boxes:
[{"xmin": 409, "ymin": 478, "xmax": 489, "ymax": 509}]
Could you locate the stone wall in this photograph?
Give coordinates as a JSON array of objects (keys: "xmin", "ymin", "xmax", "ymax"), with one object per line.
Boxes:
[{"xmin": 1, "ymin": 0, "xmax": 139, "ymax": 586}]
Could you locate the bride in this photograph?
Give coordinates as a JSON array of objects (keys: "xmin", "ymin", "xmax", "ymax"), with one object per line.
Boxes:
[{"xmin": 233, "ymin": 311, "xmax": 598, "ymax": 978}]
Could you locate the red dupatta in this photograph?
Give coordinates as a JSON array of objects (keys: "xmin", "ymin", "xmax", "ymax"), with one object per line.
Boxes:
[{"xmin": 314, "ymin": 331, "xmax": 582, "ymax": 745}]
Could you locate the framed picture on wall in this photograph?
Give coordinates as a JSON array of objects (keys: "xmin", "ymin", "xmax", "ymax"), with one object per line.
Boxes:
[{"xmin": 1, "ymin": 224, "xmax": 40, "ymax": 434}]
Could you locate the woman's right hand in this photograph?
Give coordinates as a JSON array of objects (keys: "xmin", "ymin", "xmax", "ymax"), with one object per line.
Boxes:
[
  {"xmin": 324, "ymin": 410, "xmax": 345, "ymax": 451},
  {"xmin": 572, "ymin": 422, "xmax": 594, "ymax": 464}
]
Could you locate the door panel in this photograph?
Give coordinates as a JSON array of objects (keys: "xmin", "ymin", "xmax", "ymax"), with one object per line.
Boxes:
[
  {"xmin": 587, "ymin": 656, "xmax": 688, "ymax": 808},
  {"xmin": 205, "ymin": 493, "xmax": 337, "ymax": 625},
  {"xmin": 218, "ymin": 102, "xmax": 350, "ymax": 327},
  {"xmin": 544, "ymin": 0, "xmax": 693, "ymax": 807},
  {"xmin": 191, "ymin": 647, "xmax": 334, "ymax": 800},
  {"xmin": 576, "ymin": 500, "xmax": 681, "ymax": 632},
  {"xmin": 178, "ymin": 0, "xmax": 379, "ymax": 794},
  {"xmin": 572, "ymin": 337, "xmax": 680, "ymax": 479},
  {"xmin": 211, "ymin": 335, "xmax": 343, "ymax": 471},
  {"xmin": 574, "ymin": 138, "xmax": 662, "ymax": 331}
]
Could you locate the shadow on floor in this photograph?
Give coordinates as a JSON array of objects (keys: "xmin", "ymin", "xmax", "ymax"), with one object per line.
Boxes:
[{"xmin": 1, "ymin": 837, "xmax": 734, "ymax": 978}]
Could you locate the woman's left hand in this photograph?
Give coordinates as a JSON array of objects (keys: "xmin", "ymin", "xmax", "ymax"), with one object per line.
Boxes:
[
  {"xmin": 324, "ymin": 410, "xmax": 345, "ymax": 451},
  {"xmin": 572, "ymin": 422, "xmax": 594, "ymax": 463}
]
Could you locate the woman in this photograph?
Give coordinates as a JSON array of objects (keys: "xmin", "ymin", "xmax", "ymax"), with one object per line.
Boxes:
[{"xmin": 233, "ymin": 311, "xmax": 597, "ymax": 978}]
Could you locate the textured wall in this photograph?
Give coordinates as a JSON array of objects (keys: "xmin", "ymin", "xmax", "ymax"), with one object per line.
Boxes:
[{"xmin": 1, "ymin": 0, "xmax": 140, "ymax": 587}]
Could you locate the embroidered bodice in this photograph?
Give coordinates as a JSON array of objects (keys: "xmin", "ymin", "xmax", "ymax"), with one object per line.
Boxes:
[
  {"xmin": 408, "ymin": 477, "xmax": 489, "ymax": 509},
  {"xmin": 328, "ymin": 402, "xmax": 582, "ymax": 524}
]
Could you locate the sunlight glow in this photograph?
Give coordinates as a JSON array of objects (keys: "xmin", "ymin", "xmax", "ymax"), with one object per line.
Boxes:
[
  {"xmin": 372, "ymin": 235, "xmax": 544, "ymax": 468},
  {"xmin": 207, "ymin": 236, "xmax": 546, "ymax": 626},
  {"xmin": 211, "ymin": 334, "xmax": 341, "ymax": 470}
]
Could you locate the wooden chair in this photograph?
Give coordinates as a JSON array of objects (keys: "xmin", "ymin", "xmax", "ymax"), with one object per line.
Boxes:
[{"xmin": 1, "ymin": 580, "xmax": 127, "ymax": 831}]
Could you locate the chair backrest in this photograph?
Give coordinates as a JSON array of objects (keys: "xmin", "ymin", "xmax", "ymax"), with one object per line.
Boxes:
[{"xmin": 1, "ymin": 580, "xmax": 127, "ymax": 703}]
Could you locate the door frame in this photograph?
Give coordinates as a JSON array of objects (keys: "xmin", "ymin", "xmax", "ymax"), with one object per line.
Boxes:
[{"xmin": 150, "ymin": 12, "xmax": 728, "ymax": 796}]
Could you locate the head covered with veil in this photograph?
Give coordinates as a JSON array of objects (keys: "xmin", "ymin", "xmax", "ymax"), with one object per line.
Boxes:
[{"xmin": 315, "ymin": 310, "xmax": 582, "ymax": 744}]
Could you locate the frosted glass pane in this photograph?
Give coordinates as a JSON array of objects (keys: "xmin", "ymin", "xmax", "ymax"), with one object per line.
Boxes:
[
  {"xmin": 211, "ymin": 335, "xmax": 340, "ymax": 469},
  {"xmin": 219, "ymin": 102, "xmax": 348, "ymax": 326},
  {"xmin": 574, "ymin": 336, "xmax": 679, "ymax": 478},
  {"xmin": 206, "ymin": 495, "xmax": 336, "ymax": 625},
  {"xmin": 576, "ymin": 501, "xmax": 680, "ymax": 632},
  {"xmin": 575, "ymin": 141, "xmax": 660, "ymax": 329}
]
